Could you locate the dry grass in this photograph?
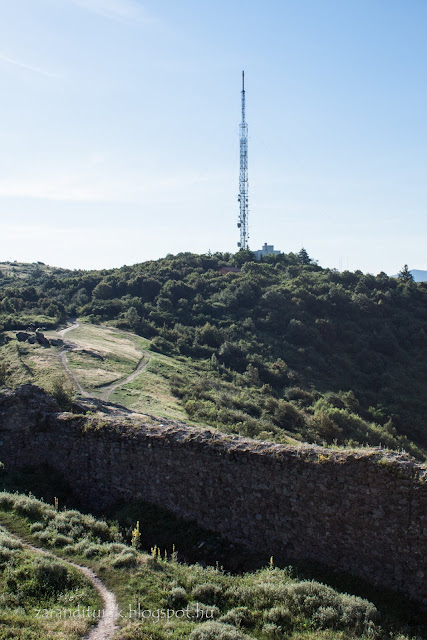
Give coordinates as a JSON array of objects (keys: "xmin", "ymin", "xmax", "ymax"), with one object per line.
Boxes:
[
  {"xmin": 0, "ymin": 339, "xmax": 64, "ymax": 390},
  {"xmin": 52, "ymin": 323, "xmax": 200, "ymax": 419},
  {"xmin": 110, "ymin": 352, "xmax": 201, "ymax": 421},
  {"xmin": 66, "ymin": 352, "xmax": 122, "ymax": 388},
  {"xmin": 1, "ymin": 322, "xmax": 203, "ymax": 422},
  {"xmin": 54, "ymin": 324, "xmax": 142, "ymax": 363}
]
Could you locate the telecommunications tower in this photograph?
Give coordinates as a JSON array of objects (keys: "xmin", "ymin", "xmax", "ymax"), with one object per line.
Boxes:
[{"xmin": 237, "ymin": 71, "xmax": 249, "ymax": 250}]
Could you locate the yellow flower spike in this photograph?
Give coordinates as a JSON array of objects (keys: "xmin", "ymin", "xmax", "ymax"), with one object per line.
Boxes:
[{"xmin": 131, "ymin": 521, "xmax": 141, "ymax": 549}]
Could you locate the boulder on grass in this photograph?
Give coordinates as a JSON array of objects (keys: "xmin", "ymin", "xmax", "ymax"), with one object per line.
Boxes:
[
  {"xmin": 50, "ymin": 338, "xmax": 64, "ymax": 347},
  {"xmin": 16, "ymin": 332, "xmax": 30, "ymax": 342},
  {"xmin": 36, "ymin": 332, "xmax": 50, "ymax": 347}
]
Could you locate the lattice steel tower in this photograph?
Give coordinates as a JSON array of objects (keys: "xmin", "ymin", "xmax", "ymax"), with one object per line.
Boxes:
[{"xmin": 237, "ymin": 70, "xmax": 249, "ymax": 250}]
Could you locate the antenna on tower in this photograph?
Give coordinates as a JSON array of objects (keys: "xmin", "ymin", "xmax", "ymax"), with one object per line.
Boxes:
[{"xmin": 237, "ymin": 70, "xmax": 249, "ymax": 250}]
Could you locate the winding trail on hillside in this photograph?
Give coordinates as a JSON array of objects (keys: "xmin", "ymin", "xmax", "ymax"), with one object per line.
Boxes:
[
  {"xmin": 58, "ymin": 320, "xmax": 80, "ymax": 339},
  {"xmin": 100, "ymin": 352, "xmax": 151, "ymax": 401},
  {"xmin": 59, "ymin": 350, "xmax": 92, "ymax": 398},
  {"xmin": 57, "ymin": 320, "xmax": 151, "ymax": 404},
  {"xmin": 1, "ymin": 526, "xmax": 119, "ymax": 640},
  {"xmin": 58, "ymin": 320, "xmax": 91, "ymax": 397}
]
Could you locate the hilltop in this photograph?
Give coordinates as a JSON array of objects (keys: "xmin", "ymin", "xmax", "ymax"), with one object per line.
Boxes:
[{"xmin": 0, "ymin": 250, "xmax": 426, "ymax": 459}]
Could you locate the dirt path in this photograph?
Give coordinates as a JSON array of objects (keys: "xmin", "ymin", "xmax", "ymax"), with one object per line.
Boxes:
[
  {"xmin": 2, "ymin": 526, "xmax": 119, "ymax": 640},
  {"xmin": 59, "ymin": 350, "xmax": 92, "ymax": 398},
  {"xmin": 58, "ymin": 319, "xmax": 80, "ymax": 338},
  {"xmin": 100, "ymin": 352, "xmax": 151, "ymax": 401},
  {"xmin": 56, "ymin": 320, "xmax": 150, "ymax": 404},
  {"xmin": 57, "ymin": 321, "xmax": 92, "ymax": 398}
]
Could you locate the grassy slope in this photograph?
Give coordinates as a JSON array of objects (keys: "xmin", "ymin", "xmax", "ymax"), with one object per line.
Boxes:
[
  {"xmin": 0, "ymin": 337, "xmax": 65, "ymax": 392},
  {"xmin": 57, "ymin": 322, "xmax": 205, "ymax": 421},
  {"xmin": 2, "ymin": 321, "xmax": 423, "ymax": 453},
  {"xmin": 0, "ymin": 491, "xmax": 424, "ymax": 640},
  {"xmin": 0, "ymin": 517, "xmax": 101, "ymax": 640},
  {"xmin": 111, "ymin": 354, "xmax": 193, "ymax": 420},
  {"xmin": 63, "ymin": 324, "xmax": 143, "ymax": 389},
  {"xmin": 0, "ymin": 321, "xmax": 205, "ymax": 423},
  {"xmin": 0, "ymin": 261, "xmax": 65, "ymax": 279},
  {"xmin": 0, "ymin": 321, "xmax": 302, "ymax": 446},
  {"xmin": 2, "ymin": 255, "xmax": 427, "ymax": 457}
]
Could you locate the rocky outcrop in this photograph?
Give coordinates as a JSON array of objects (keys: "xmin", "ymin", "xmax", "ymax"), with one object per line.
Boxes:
[
  {"xmin": 49, "ymin": 339, "xmax": 64, "ymax": 347},
  {"xmin": 35, "ymin": 331, "xmax": 50, "ymax": 347},
  {"xmin": 0, "ymin": 384, "xmax": 59, "ymax": 428},
  {"xmin": 16, "ymin": 332, "xmax": 31, "ymax": 342},
  {"xmin": 15, "ymin": 329, "xmax": 59, "ymax": 348},
  {"xmin": 0, "ymin": 384, "xmax": 426, "ymax": 605}
]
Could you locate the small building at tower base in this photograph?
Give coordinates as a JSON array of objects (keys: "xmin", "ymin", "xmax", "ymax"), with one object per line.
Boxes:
[{"xmin": 253, "ymin": 243, "xmax": 281, "ymax": 260}]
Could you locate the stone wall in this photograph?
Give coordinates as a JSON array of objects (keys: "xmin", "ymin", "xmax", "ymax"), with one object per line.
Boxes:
[{"xmin": 0, "ymin": 385, "xmax": 426, "ymax": 604}]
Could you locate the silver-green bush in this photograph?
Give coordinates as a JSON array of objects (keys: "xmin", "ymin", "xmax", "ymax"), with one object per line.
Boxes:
[
  {"xmin": 166, "ymin": 586, "xmax": 188, "ymax": 608},
  {"xmin": 218, "ymin": 606, "xmax": 253, "ymax": 628},
  {"xmin": 263, "ymin": 605, "xmax": 292, "ymax": 628},
  {"xmin": 189, "ymin": 621, "xmax": 251, "ymax": 639},
  {"xmin": 191, "ymin": 582, "xmax": 223, "ymax": 605}
]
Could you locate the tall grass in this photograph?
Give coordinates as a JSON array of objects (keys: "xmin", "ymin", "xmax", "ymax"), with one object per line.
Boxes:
[
  {"xmin": 0, "ymin": 492, "xmax": 423, "ymax": 640},
  {"xmin": 0, "ymin": 523, "xmax": 101, "ymax": 640}
]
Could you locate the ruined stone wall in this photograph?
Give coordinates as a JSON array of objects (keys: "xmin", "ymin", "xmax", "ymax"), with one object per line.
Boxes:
[{"xmin": 1, "ymin": 385, "xmax": 426, "ymax": 604}]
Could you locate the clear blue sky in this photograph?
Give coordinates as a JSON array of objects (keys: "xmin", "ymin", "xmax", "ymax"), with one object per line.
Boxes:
[{"xmin": 0, "ymin": 0, "xmax": 426, "ymax": 274}]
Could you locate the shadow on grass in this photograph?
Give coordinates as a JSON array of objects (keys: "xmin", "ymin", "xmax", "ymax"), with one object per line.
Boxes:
[{"xmin": 1, "ymin": 463, "xmax": 425, "ymax": 634}]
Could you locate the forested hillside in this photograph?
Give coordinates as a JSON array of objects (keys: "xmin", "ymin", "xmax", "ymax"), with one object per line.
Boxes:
[{"xmin": 1, "ymin": 251, "xmax": 426, "ymax": 458}]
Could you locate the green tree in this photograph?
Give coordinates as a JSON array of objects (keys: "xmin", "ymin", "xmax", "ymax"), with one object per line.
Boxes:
[
  {"xmin": 125, "ymin": 306, "xmax": 140, "ymax": 329},
  {"xmin": 398, "ymin": 264, "xmax": 414, "ymax": 282},
  {"xmin": 198, "ymin": 322, "xmax": 222, "ymax": 348},
  {"xmin": 233, "ymin": 249, "xmax": 255, "ymax": 266},
  {"xmin": 93, "ymin": 281, "xmax": 114, "ymax": 299},
  {"xmin": 297, "ymin": 247, "xmax": 312, "ymax": 265}
]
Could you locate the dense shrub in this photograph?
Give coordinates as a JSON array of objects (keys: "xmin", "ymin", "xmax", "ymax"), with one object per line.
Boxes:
[
  {"xmin": 191, "ymin": 582, "xmax": 223, "ymax": 605},
  {"xmin": 12, "ymin": 494, "xmax": 51, "ymax": 520},
  {"xmin": 261, "ymin": 622, "xmax": 282, "ymax": 637},
  {"xmin": 6, "ymin": 556, "xmax": 82, "ymax": 599},
  {"xmin": 166, "ymin": 586, "xmax": 188, "ymax": 608},
  {"xmin": 0, "ymin": 492, "xmax": 120, "ymax": 552},
  {"xmin": 263, "ymin": 605, "xmax": 292, "ymax": 629},
  {"xmin": 109, "ymin": 550, "xmax": 138, "ymax": 568},
  {"xmin": 0, "ymin": 527, "xmax": 22, "ymax": 550},
  {"xmin": 189, "ymin": 621, "xmax": 251, "ymax": 640},
  {"xmin": 218, "ymin": 607, "xmax": 253, "ymax": 628},
  {"xmin": 286, "ymin": 581, "xmax": 379, "ymax": 631}
]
